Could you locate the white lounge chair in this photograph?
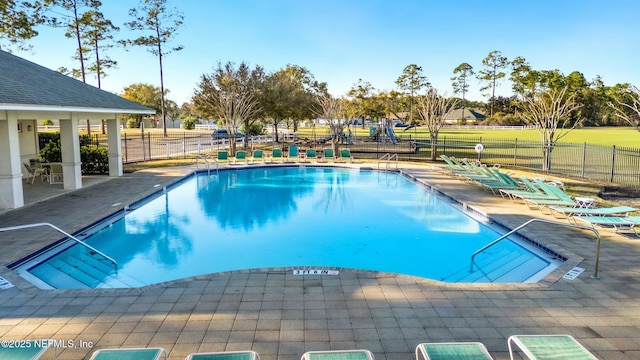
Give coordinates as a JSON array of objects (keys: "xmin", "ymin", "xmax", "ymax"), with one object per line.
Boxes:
[
  {"xmin": 90, "ymin": 347, "xmax": 168, "ymax": 360},
  {"xmin": 301, "ymin": 349, "xmax": 374, "ymax": 360},
  {"xmin": 187, "ymin": 350, "xmax": 260, "ymax": 360},
  {"xmin": 416, "ymin": 342, "xmax": 494, "ymax": 360},
  {"xmin": 508, "ymin": 335, "xmax": 597, "ymax": 360},
  {"xmin": 573, "ymin": 215, "xmax": 640, "ymax": 235},
  {"xmin": 549, "ymin": 205, "xmax": 637, "ymax": 221},
  {"xmin": 0, "ymin": 339, "xmax": 53, "ymax": 359}
]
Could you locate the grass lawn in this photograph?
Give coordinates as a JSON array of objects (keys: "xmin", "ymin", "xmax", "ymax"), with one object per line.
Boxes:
[{"xmin": 297, "ymin": 126, "xmax": 639, "ymax": 148}]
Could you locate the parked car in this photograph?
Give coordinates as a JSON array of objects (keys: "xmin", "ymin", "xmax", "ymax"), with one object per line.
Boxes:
[{"xmin": 211, "ymin": 129, "xmax": 245, "ymax": 140}]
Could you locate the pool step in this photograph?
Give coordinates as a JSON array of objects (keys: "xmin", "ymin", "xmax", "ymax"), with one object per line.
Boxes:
[
  {"xmin": 28, "ymin": 246, "xmax": 146, "ymax": 289},
  {"xmin": 443, "ymin": 246, "xmax": 549, "ymax": 283}
]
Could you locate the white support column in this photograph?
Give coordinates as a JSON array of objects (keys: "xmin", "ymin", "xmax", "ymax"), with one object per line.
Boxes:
[
  {"xmin": 106, "ymin": 115, "xmax": 123, "ymax": 177},
  {"xmin": 0, "ymin": 111, "xmax": 25, "ymax": 209},
  {"xmin": 59, "ymin": 115, "xmax": 82, "ymax": 190}
]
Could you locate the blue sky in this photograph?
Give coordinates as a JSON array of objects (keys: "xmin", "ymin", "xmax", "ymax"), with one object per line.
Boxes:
[{"xmin": 13, "ymin": 0, "xmax": 640, "ymax": 105}]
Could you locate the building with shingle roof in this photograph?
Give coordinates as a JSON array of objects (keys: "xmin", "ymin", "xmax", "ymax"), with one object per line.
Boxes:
[
  {"xmin": 443, "ymin": 108, "xmax": 486, "ymax": 123},
  {"xmin": 0, "ymin": 49, "xmax": 154, "ymax": 210}
]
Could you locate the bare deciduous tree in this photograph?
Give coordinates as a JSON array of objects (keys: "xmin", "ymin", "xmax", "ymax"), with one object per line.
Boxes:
[
  {"xmin": 608, "ymin": 85, "xmax": 640, "ymax": 132},
  {"xmin": 521, "ymin": 87, "xmax": 583, "ymax": 171},
  {"xmin": 315, "ymin": 93, "xmax": 346, "ymax": 153},
  {"xmin": 416, "ymin": 89, "xmax": 459, "ymax": 160},
  {"xmin": 199, "ymin": 92, "xmax": 259, "ymax": 155}
]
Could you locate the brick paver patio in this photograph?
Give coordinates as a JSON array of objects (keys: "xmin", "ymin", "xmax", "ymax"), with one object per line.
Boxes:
[{"xmin": 0, "ymin": 164, "xmax": 638, "ymax": 359}]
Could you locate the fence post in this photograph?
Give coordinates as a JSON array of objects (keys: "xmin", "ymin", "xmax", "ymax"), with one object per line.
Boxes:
[
  {"xmin": 147, "ymin": 132, "xmax": 152, "ymax": 160},
  {"xmin": 123, "ymin": 133, "xmax": 128, "ymax": 163},
  {"xmin": 513, "ymin": 138, "xmax": 517, "ymax": 167},
  {"xmin": 141, "ymin": 130, "xmax": 146, "ymax": 161},
  {"xmin": 581, "ymin": 142, "xmax": 587, "ymax": 178},
  {"xmin": 610, "ymin": 145, "xmax": 616, "ymax": 183},
  {"xmin": 183, "ymin": 132, "xmax": 186, "ymax": 158}
]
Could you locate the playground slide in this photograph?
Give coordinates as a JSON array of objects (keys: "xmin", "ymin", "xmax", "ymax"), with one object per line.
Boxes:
[{"xmin": 386, "ymin": 126, "xmax": 397, "ymax": 144}]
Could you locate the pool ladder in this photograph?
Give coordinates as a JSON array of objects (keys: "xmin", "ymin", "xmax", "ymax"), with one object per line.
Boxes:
[
  {"xmin": 470, "ymin": 219, "xmax": 601, "ymax": 279},
  {"xmin": 196, "ymin": 154, "xmax": 218, "ymax": 175},
  {"xmin": 378, "ymin": 153, "xmax": 398, "ymax": 170},
  {"xmin": 0, "ymin": 222, "xmax": 117, "ymax": 271}
]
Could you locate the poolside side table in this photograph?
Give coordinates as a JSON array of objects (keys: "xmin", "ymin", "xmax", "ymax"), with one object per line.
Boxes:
[{"xmin": 574, "ymin": 197, "xmax": 595, "ymax": 208}]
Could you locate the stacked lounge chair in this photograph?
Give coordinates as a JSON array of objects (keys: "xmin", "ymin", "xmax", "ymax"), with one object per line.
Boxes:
[{"xmin": 440, "ymin": 155, "xmax": 524, "ymax": 194}]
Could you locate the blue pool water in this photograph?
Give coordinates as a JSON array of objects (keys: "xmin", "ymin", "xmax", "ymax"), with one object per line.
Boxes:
[{"xmin": 22, "ymin": 167, "xmax": 559, "ymax": 288}]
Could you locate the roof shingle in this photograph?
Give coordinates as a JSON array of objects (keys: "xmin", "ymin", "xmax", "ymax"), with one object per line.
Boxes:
[{"xmin": 0, "ymin": 50, "xmax": 153, "ymax": 113}]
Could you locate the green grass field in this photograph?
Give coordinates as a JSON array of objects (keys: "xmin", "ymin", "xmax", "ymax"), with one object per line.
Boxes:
[{"xmin": 296, "ymin": 126, "xmax": 640, "ymax": 148}]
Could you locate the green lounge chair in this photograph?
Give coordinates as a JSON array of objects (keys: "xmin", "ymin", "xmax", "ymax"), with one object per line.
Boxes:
[
  {"xmin": 550, "ymin": 205, "xmax": 637, "ymax": 221},
  {"xmin": 216, "ymin": 151, "xmax": 229, "ymax": 164},
  {"xmin": 287, "ymin": 145, "xmax": 300, "ymax": 162},
  {"xmin": 301, "ymin": 349, "xmax": 374, "ymax": 360},
  {"xmin": 251, "ymin": 149, "xmax": 264, "ymax": 164},
  {"xmin": 233, "ymin": 150, "xmax": 247, "ymax": 165},
  {"xmin": 90, "ymin": 347, "xmax": 168, "ymax": 360},
  {"xmin": 523, "ymin": 182, "xmax": 577, "ymax": 212},
  {"xmin": 573, "ymin": 215, "xmax": 640, "ymax": 236},
  {"xmin": 0, "ymin": 339, "xmax": 52, "ymax": 360},
  {"xmin": 306, "ymin": 148, "xmax": 318, "ymax": 162},
  {"xmin": 508, "ymin": 335, "xmax": 597, "ymax": 360},
  {"xmin": 271, "ymin": 148, "xmax": 283, "ymax": 162},
  {"xmin": 186, "ymin": 350, "xmax": 260, "ymax": 360},
  {"xmin": 416, "ymin": 342, "xmax": 494, "ymax": 360},
  {"xmin": 339, "ymin": 148, "xmax": 353, "ymax": 163},
  {"xmin": 500, "ymin": 177, "xmax": 548, "ymax": 200},
  {"xmin": 440, "ymin": 155, "xmax": 469, "ymax": 173},
  {"xmin": 323, "ymin": 148, "xmax": 336, "ymax": 162}
]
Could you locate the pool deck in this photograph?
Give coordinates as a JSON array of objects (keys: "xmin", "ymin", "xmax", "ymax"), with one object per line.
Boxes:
[{"xmin": 0, "ymin": 163, "xmax": 639, "ymax": 360}]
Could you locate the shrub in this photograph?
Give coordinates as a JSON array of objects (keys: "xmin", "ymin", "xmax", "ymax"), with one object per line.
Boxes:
[
  {"xmin": 41, "ymin": 119, "xmax": 54, "ymax": 126},
  {"xmin": 245, "ymin": 122, "xmax": 263, "ymax": 136},
  {"xmin": 39, "ymin": 140, "xmax": 62, "ymax": 162},
  {"xmin": 181, "ymin": 117, "xmax": 200, "ymax": 130},
  {"xmin": 126, "ymin": 118, "xmax": 138, "ymax": 128},
  {"xmin": 80, "ymin": 147, "xmax": 109, "ymax": 174}
]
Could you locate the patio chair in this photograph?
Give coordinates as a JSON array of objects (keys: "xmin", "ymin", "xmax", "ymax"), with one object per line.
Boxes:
[
  {"xmin": 233, "ymin": 150, "xmax": 248, "ymax": 165},
  {"xmin": 287, "ymin": 145, "xmax": 300, "ymax": 162},
  {"xmin": 573, "ymin": 215, "xmax": 640, "ymax": 236},
  {"xmin": 48, "ymin": 163, "xmax": 64, "ymax": 184},
  {"xmin": 251, "ymin": 149, "xmax": 265, "ymax": 164},
  {"xmin": 338, "ymin": 148, "xmax": 353, "ymax": 163},
  {"xmin": 186, "ymin": 350, "xmax": 260, "ymax": 360},
  {"xmin": 0, "ymin": 339, "xmax": 53, "ymax": 360},
  {"xmin": 90, "ymin": 347, "xmax": 168, "ymax": 360},
  {"xmin": 23, "ymin": 162, "xmax": 46, "ymax": 184},
  {"xmin": 306, "ymin": 148, "xmax": 318, "ymax": 162},
  {"xmin": 416, "ymin": 342, "xmax": 494, "ymax": 360},
  {"xmin": 323, "ymin": 148, "xmax": 336, "ymax": 162},
  {"xmin": 301, "ymin": 349, "xmax": 374, "ymax": 360},
  {"xmin": 549, "ymin": 205, "xmax": 637, "ymax": 221},
  {"xmin": 271, "ymin": 148, "xmax": 284, "ymax": 162},
  {"xmin": 507, "ymin": 335, "xmax": 597, "ymax": 360}
]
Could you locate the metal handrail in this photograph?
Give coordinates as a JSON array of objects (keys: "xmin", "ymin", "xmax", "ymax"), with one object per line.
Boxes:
[
  {"xmin": 196, "ymin": 154, "xmax": 211, "ymax": 175},
  {"xmin": 0, "ymin": 222, "xmax": 117, "ymax": 271},
  {"xmin": 470, "ymin": 218, "xmax": 602, "ymax": 279},
  {"xmin": 377, "ymin": 153, "xmax": 398, "ymax": 170}
]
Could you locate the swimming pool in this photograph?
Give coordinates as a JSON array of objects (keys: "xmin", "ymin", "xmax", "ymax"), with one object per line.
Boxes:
[{"xmin": 18, "ymin": 167, "xmax": 561, "ymax": 289}]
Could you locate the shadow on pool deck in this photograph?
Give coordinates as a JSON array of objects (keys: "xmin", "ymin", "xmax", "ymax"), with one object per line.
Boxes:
[{"xmin": 0, "ymin": 163, "xmax": 639, "ymax": 360}]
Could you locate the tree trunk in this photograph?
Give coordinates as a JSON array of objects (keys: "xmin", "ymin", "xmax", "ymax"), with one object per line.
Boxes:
[{"xmin": 430, "ymin": 133, "xmax": 438, "ymax": 161}]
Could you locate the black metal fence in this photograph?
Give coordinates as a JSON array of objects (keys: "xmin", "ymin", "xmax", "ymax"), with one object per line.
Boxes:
[{"xmin": 82, "ymin": 131, "xmax": 640, "ymax": 188}]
